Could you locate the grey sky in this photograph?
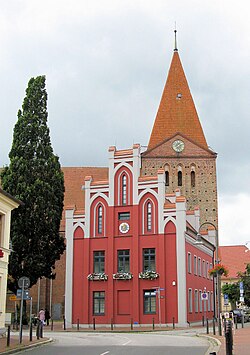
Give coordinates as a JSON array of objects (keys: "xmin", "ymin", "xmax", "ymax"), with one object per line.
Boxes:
[{"xmin": 1, "ymin": 0, "xmax": 250, "ymax": 245}]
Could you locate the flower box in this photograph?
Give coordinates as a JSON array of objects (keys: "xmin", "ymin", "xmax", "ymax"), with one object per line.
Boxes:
[
  {"xmin": 208, "ymin": 264, "xmax": 228, "ymax": 277},
  {"xmin": 139, "ymin": 270, "xmax": 159, "ymax": 280},
  {"xmin": 113, "ymin": 272, "xmax": 133, "ymax": 280},
  {"xmin": 87, "ymin": 273, "xmax": 108, "ymax": 281}
]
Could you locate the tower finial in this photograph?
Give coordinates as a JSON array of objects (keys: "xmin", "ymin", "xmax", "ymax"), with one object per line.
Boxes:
[{"xmin": 174, "ymin": 23, "xmax": 178, "ymax": 52}]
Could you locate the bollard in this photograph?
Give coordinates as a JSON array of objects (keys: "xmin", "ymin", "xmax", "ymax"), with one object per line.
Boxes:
[
  {"xmin": 206, "ymin": 318, "xmax": 209, "ymax": 334},
  {"xmin": 111, "ymin": 318, "xmax": 113, "ymax": 331},
  {"xmin": 6, "ymin": 326, "xmax": 10, "ymax": 347},
  {"xmin": 36, "ymin": 323, "xmax": 40, "ymax": 340},
  {"xmin": 93, "ymin": 317, "xmax": 96, "ymax": 330},
  {"xmin": 63, "ymin": 316, "xmax": 66, "ymax": 330},
  {"xmin": 77, "ymin": 318, "xmax": 80, "ymax": 331},
  {"xmin": 152, "ymin": 317, "xmax": 155, "ymax": 330},
  {"xmin": 213, "ymin": 317, "xmax": 216, "ymax": 335},
  {"xmin": 51, "ymin": 318, "xmax": 54, "ymax": 331},
  {"xmin": 29, "ymin": 322, "xmax": 32, "ymax": 342},
  {"xmin": 234, "ymin": 316, "xmax": 237, "ymax": 329},
  {"xmin": 225, "ymin": 320, "xmax": 233, "ymax": 355},
  {"xmin": 40, "ymin": 322, "xmax": 43, "ymax": 338},
  {"xmin": 172, "ymin": 317, "xmax": 175, "ymax": 329},
  {"xmin": 130, "ymin": 318, "xmax": 133, "ymax": 330}
]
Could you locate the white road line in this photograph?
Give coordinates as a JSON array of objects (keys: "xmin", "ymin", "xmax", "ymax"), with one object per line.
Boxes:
[
  {"xmin": 122, "ymin": 339, "xmax": 132, "ymax": 346},
  {"xmin": 100, "ymin": 351, "xmax": 110, "ymax": 355}
]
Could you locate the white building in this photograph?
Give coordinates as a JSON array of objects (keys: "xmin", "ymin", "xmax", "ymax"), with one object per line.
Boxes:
[{"xmin": 0, "ymin": 188, "xmax": 20, "ymax": 332}]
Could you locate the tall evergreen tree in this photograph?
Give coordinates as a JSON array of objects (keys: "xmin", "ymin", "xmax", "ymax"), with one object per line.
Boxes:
[{"xmin": 1, "ymin": 75, "xmax": 65, "ymax": 293}]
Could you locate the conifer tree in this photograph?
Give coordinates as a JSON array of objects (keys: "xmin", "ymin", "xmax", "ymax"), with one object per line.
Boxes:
[{"xmin": 1, "ymin": 76, "xmax": 65, "ymax": 293}]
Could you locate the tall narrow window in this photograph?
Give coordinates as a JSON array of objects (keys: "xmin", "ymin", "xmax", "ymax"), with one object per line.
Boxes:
[
  {"xmin": 191, "ymin": 171, "xmax": 195, "ymax": 187},
  {"xmin": 178, "ymin": 171, "xmax": 182, "ymax": 186},
  {"xmin": 94, "ymin": 251, "xmax": 105, "ymax": 273},
  {"xmin": 93, "ymin": 291, "xmax": 105, "ymax": 315},
  {"xmin": 122, "ymin": 174, "xmax": 127, "ymax": 205},
  {"xmin": 143, "ymin": 248, "xmax": 155, "ymax": 271},
  {"xmin": 147, "ymin": 202, "xmax": 152, "ymax": 232},
  {"xmin": 118, "ymin": 250, "xmax": 130, "ymax": 272},
  {"xmin": 144, "ymin": 290, "xmax": 156, "ymax": 314},
  {"xmin": 165, "ymin": 171, "xmax": 169, "ymax": 186},
  {"xmin": 198, "ymin": 258, "xmax": 201, "ymax": 276},
  {"xmin": 98, "ymin": 205, "xmax": 103, "ymax": 234},
  {"xmin": 188, "ymin": 289, "xmax": 192, "ymax": 313},
  {"xmin": 195, "ymin": 290, "xmax": 198, "ymax": 313},
  {"xmin": 194, "ymin": 256, "xmax": 197, "ymax": 275},
  {"xmin": 188, "ymin": 252, "xmax": 192, "ymax": 273}
]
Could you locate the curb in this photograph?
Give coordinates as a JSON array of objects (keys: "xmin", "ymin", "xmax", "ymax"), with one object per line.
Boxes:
[
  {"xmin": 198, "ymin": 334, "xmax": 221, "ymax": 355},
  {"xmin": 0, "ymin": 338, "xmax": 53, "ymax": 354}
]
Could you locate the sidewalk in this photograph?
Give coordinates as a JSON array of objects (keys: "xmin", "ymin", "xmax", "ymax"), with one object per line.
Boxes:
[
  {"xmin": 0, "ymin": 335, "xmax": 51, "ymax": 354},
  {"xmin": 217, "ymin": 323, "xmax": 250, "ymax": 355}
]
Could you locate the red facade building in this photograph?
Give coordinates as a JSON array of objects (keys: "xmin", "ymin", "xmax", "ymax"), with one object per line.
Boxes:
[
  {"xmin": 64, "ymin": 40, "xmax": 218, "ymax": 327},
  {"xmin": 65, "ymin": 145, "xmax": 214, "ymax": 327}
]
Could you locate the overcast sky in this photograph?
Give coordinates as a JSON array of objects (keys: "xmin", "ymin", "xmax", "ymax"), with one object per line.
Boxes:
[{"xmin": 1, "ymin": 0, "xmax": 250, "ymax": 246}]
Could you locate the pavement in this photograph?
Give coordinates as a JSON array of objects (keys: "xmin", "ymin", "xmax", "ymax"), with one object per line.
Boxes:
[{"xmin": 0, "ymin": 321, "xmax": 249, "ymax": 354}]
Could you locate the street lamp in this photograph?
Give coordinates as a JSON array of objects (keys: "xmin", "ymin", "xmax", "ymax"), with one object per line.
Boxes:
[{"xmin": 197, "ymin": 221, "xmax": 222, "ymax": 336}]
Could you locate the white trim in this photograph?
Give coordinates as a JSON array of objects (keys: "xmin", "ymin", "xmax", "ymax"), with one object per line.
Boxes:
[
  {"xmin": 64, "ymin": 208, "xmax": 74, "ymax": 327},
  {"xmin": 93, "ymin": 202, "xmax": 106, "ymax": 237},
  {"xmin": 142, "ymin": 198, "xmax": 156, "ymax": 234}
]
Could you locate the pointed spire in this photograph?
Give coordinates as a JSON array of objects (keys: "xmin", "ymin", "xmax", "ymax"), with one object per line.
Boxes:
[
  {"xmin": 148, "ymin": 50, "xmax": 208, "ymax": 150},
  {"xmin": 174, "ymin": 27, "xmax": 178, "ymax": 52}
]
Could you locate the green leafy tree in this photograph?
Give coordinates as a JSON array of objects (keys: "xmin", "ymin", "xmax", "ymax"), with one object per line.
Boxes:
[
  {"xmin": 222, "ymin": 283, "xmax": 240, "ymax": 309},
  {"xmin": 1, "ymin": 75, "xmax": 65, "ymax": 293}
]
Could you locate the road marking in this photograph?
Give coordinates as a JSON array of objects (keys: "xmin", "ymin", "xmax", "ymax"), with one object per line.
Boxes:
[
  {"xmin": 122, "ymin": 339, "xmax": 132, "ymax": 346},
  {"xmin": 100, "ymin": 352, "xmax": 110, "ymax": 355}
]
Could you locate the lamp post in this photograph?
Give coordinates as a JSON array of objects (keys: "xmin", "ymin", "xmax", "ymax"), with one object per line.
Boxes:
[{"xmin": 197, "ymin": 221, "xmax": 222, "ymax": 336}]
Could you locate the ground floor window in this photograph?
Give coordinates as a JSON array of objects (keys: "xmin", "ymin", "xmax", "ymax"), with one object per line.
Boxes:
[
  {"xmin": 93, "ymin": 291, "xmax": 105, "ymax": 315},
  {"xmin": 144, "ymin": 290, "xmax": 156, "ymax": 314}
]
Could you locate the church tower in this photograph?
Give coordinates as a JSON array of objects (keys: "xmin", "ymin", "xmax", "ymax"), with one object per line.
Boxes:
[{"xmin": 141, "ymin": 35, "xmax": 218, "ymax": 228}]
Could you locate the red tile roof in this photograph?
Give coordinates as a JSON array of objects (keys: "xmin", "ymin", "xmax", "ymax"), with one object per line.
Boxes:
[
  {"xmin": 61, "ymin": 167, "xmax": 108, "ymax": 231},
  {"xmin": 219, "ymin": 245, "xmax": 250, "ymax": 279},
  {"xmin": 148, "ymin": 51, "xmax": 208, "ymax": 150}
]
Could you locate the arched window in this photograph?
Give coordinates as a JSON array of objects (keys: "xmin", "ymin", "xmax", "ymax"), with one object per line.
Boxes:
[
  {"xmin": 147, "ymin": 202, "xmax": 152, "ymax": 232},
  {"xmin": 178, "ymin": 171, "xmax": 182, "ymax": 186},
  {"xmin": 165, "ymin": 171, "xmax": 169, "ymax": 186},
  {"xmin": 98, "ymin": 205, "xmax": 103, "ymax": 234},
  {"xmin": 122, "ymin": 174, "xmax": 127, "ymax": 205},
  {"xmin": 191, "ymin": 171, "xmax": 195, "ymax": 188}
]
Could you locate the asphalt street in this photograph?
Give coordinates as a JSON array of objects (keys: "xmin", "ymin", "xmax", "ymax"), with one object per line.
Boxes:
[{"xmin": 19, "ymin": 331, "xmax": 210, "ymax": 355}]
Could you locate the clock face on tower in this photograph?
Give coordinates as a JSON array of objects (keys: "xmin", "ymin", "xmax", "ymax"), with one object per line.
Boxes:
[{"xmin": 172, "ymin": 139, "xmax": 185, "ymax": 152}]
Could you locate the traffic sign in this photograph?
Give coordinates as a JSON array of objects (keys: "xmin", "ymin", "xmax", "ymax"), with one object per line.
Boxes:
[
  {"xmin": 224, "ymin": 293, "xmax": 229, "ymax": 306},
  {"xmin": 201, "ymin": 292, "xmax": 208, "ymax": 300},
  {"xmin": 9, "ymin": 295, "xmax": 17, "ymax": 301},
  {"xmin": 18, "ymin": 276, "xmax": 30, "ymax": 289},
  {"xmin": 16, "ymin": 289, "xmax": 30, "ymax": 300},
  {"xmin": 240, "ymin": 281, "xmax": 244, "ymax": 292}
]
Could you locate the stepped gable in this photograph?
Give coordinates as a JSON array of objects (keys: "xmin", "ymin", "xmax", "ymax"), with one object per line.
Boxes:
[
  {"xmin": 148, "ymin": 50, "xmax": 208, "ymax": 151},
  {"xmin": 61, "ymin": 166, "xmax": 108, "ymax": 231}
]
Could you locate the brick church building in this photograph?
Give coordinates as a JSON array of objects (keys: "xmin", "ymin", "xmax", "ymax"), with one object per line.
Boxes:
[{"xmin": 63, "ymin": 40, "xmax": 218, "ymax": 327}]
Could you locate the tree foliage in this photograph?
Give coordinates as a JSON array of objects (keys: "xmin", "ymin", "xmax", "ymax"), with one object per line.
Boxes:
[
  {"xmin": 222, "ymin": 283, "xmax": 240, "ymax": 309},
  {"xmin": 1, "ymin": 75, "xmax": 65, "ymax": 293},
  {"xmin": 222, "ymin": 263, "xmax": 250, "ymax": 308}
]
